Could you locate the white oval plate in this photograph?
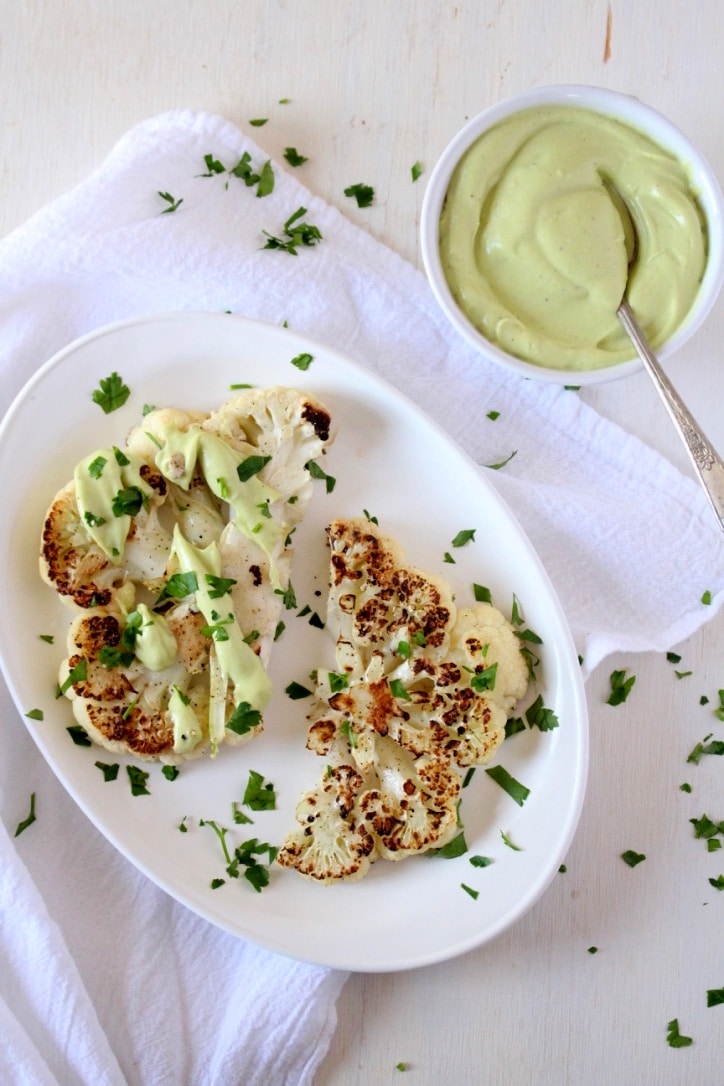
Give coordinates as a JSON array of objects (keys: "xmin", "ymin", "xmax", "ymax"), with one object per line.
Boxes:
[{"xmin": 0, "ymin": 312, "xmax": 587, "ymax": 972}]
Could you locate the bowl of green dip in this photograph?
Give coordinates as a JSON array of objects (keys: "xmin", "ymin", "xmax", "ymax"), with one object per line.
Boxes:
[{"xmin": 420, "ymin": 85, "xmax": 723, "ymax": 384}]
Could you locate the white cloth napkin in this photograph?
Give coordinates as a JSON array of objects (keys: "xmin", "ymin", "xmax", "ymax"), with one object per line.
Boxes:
[{"xmin": 0, "ymin": 109, "xmax": 721, "ymax": 1085}]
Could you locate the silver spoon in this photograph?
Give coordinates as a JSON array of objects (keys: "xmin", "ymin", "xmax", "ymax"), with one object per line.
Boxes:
[{"xmin": 605, "ymin": 180, "xmax": 724, "ymax": 533}]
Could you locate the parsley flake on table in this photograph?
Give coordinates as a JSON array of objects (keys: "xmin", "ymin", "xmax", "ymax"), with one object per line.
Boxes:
[
  {"xmin": 701, "ymin": 589, "xmax": 712, "ymax": 605},
  {"xmin": 666, "ymin": 1019, "xmax": 693, "ymax": 1047},
  {"xmin": 284, "ymin": 147, "xmax": 308, "ymax": 167},
  {"xmin": 708, "ymin": 875, "xmax": 724, "ymax": 891},
  {"xmin": 91, "ymin": 371, "xmax": 131, "ymax": 414},
  {"xmin": 344, "ymin": 182, "xmax": 375, "ymax": 207},
  {"xmin": 485, "ymin": 764, "xmax": 530, "ymax": 806},
  {"xmin": 14, "ymin": 792, "xmax": 36, "ymax": 837},
  {"xmin": 484, "ymin": 449, "xmax": 517, "ymax": 470},
  {"xmin": 607, "ymin": 668, "xmax": 636, "ymax": 705},
  {"xmin": 411, "ymin": 160, "xmax": 423, "ymax": 182},
  {"xmin": 707, "ymin": 987, "xmax": 724, "ymax": 1007},
  {"xmin": 249, "ymin": 117, "xmax": 268, "ymax": 126},
  {"xmin": 157, "ymin": 190, "xmax": 183, "ymax": 214},
  {"xmin": 621, "ymin": 849, "xmax": 646, "ymax": 867},
  {"xmin": 687, "ymin": 738, "xmax": 724, "ymax": 764}
]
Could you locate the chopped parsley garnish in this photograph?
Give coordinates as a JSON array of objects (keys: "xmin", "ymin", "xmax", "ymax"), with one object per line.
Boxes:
[
  {"xmin": 232, "ymin": 801, "xmax": 253, "ymax": 825},
  {"xmin": 25, "ymin": 708, "xmax": 44, "ymax": 721},
  {"xmin": 461, "ymin": 883, "xmax": 479, "ymax": 900},
  {"xmin": 39, "ymin": 634, "xmax": 54, "ymax": 644},
  {"xmin": 451, "ymin": 528, "xmax": 476, "ymax": 548},
  {"xmin": 290, "ymin": 351, "xmax": 313, "ymax": 371},
  {"xmin": 249, "ymin": 117, "xmax": 268, "ymax": 126},
  {"xmin": 344, "ymin": 182, "xmax": 375, "ymax": 208},
  {"xmin": 690, "ymin": 814, "xmax": 724, "ymax": 841},
  {"xmin": 339, "ymin": 720, "xmax": 358, "ymax": 748},
  {"xmin": 284, "ymin": 147, "xmax": 308, "ymax": 167},
  {"xmin": 707, "ymin": 987, "xmax": 724, "ymax": 1007},
  {"xmin": 708, "ymin": 875, "xmax": 724, "ymax": 891},
  {"xmin": 226, "ymin": 702, "xmax": 262, "ymax": 735},
  {"xmin": 432, "ymin": 831, "xmax": 468, "ymax": 859},
  {"xmin": 262, "ymin": 206, "xmax": 322, "ymax": 254},
  {"xmin": 88, "ymin": 455, "xmax": 107, "ymax": 478},
  {"xmin": 470, "ymin": 854, "xmax": 493, "ymax": 868},
  {"xmin": 57, "ymin": 657, "xmax": 87, "ymax": 697},
  {"xmin": 205, "ymin": 574, "xmax": 237, "ymax": 598},
  {"xmin": 500, "ymin": 829, "xmax": 522, "ymax": 851},
  {"xmin": 210, "ymin": 877, "xmax": 226, "ymax": 889},
  {"xmin": 156, "ymin": 570, "xmax": 199, "ymax": 604},
  {"xmin": 486, "ymin": 410, "xmax": 500, "ymax": 420},
  {"xmin": 66, "ymin": 724, "xmax": 92, "ymax": 747},
  {"xmin": 587, "ymin": 946, "xmax": 598, "ymax": 955},
  {"xmin": 621, "ymin": 849, "xmax": 646, "ymax": 867},
  {"xmin": 701, "ymin": 589, "xmax": 712, "ymax": 605},
  {"xmin": 485, "ymin": 765, "xmax": 530, "ymax": 806},
  {"xmin": 276, "ymin": 581, "xmax": 297, "ymax": 609},
  {"xmin": 242, "ymin": 770, "xmax": 276, "ymax": 811},
  {"xmin": 473, "ymin": 583, "xmax": 492, "ymax": 603},
  {"xmin": 666, "ymin": 1018, "xmax": 693, "ymax": 1047},
  {"xmin": 157, "ymin": 191, "xmax": 183, "ymax": 214},
  {"xmin": 666, "ymin": 651, "xmax": 682, "ymax": 664},
  {"xmin": 687, "ymin": 739, "xmax": 724, "ymax": 765},
  {"xmin": 91, "ymin": 371, "xmax": 131, "ymax": 414},
  {"xmin": 607, "ymin": 668, "xmax": 636, "ymax": 706},
  {"xmin": 200, "ymin": 153, "xmax": 226, "ymax": 176},
  {"xmin": 95, "ymin": 761, "xmax": 120, "ymax": 782},
  {"xmin": 14, "ymin": 793, "xmax": 36, "ymax": 837},
  {"xmin": 471, "ymin": 663, "xmax": 498, "ymax": 693},
  {"xmin": 237, "ymin": 454, "xmax": 272, "ymax": 481},
  {"xmin": 389, "ymin": 678, "xmax": 411, "ymax": 701},
  {"xmin": 285, "ymin": 681, "xmax": 313, "ymax": 700},
  {"xmin": 328, "ymin": 672, "xmax": 350, "ymax": 693},
  {"xmin": 256, "ymin": 160, "xmax": 275, "ymax": 197},
  {"xmin": 411, "ymin": 161, "xmax": 423, "ymax": 182},
  {"xmin": 111, "ymin": 486, "xmax": 144, "ymax": 517},
  {"xmin": 127, "ymin": 765, "xmax": 150, "ymax": 796},
  {"xmin": 484, "ymin": 450, "xmax": 517, "ymax": 470},
  {"xmin": 462, "ymin": 767, "xmax": 476, "ymax": 788},
  {"xmin": 306, "ymin": 459, "xmax": 336, "ymax": 492},
  {"xmin": 525, "ymin": 695, "xmax": 560, "ymax": 731},
  {"xmin": 162, "ymin": 765, "xmax": 180, "ymax": 782},
  {"xmin": 84, "ymin": 511, "xmax": 107, "ymax": 528}
]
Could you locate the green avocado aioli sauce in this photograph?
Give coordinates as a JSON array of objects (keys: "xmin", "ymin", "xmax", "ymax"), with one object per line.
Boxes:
[
  {"xmin": 132, "ymin": 603, "xmax": 177, "ymax": 671},
  {"xmin": 74, "ymin": 449, "xmax": 154, "ymax": 562},
  {"xmin": 438, "ymin": 105, "xmax": 708, "ymax": 371},
  {"xmin": 170, "ymin": 525, "xmax": 273, "ymax": 750},
  {"xmin": 157, "ymin": 426, "xmax": 285, "ymax": 585}
]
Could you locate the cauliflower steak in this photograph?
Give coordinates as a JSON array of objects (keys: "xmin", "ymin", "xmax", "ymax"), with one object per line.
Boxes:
[
  {"xmin": 277, "ymin": 517, "xmax": 530, "ymax": 883},
  {"xmin": 41, "ymin": 387, "xmax": 333, "ymax": 763}
]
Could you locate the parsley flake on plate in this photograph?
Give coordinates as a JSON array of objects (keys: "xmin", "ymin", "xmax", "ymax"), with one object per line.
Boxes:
[
  {"xmin": 242, "ymin": 769, "xmax": 277, "ymax": 812},
  {"xmin": 485, "ymin": 764, "xmax": 530, "ymax": 807},
  {"xmin": 91, "ymin": 371, "xmax": 131, "ymax": 414}
]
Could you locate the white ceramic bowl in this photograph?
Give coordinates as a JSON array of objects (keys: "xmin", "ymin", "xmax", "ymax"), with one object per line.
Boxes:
[{"xmin": 420, "ymin": 84, "xmax": 724, "ymax": 385}]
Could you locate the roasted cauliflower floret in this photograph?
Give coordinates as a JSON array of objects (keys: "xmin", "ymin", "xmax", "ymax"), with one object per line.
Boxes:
[
  {"xmin": 279, "ymin": 518, "xmax": 532, "ymax": 884},
  {"xmin": 358, "ymin": 736, "xmax": 461, "ymax": 861},
  {"xmin": 41, "ymin": 388, "xmax": 333, "ymax": 764},
  {"xmin": 276, "ymin": 764, "xmax": 376, "ymax": 883}
]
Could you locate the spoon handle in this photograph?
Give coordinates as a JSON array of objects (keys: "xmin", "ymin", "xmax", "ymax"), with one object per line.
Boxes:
[{"xmin": 617, "ymin": 300, "xmax": 724, "ymax": 533}]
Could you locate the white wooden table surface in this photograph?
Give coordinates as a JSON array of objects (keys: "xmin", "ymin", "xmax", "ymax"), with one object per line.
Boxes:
[{"xmin": 2, "ymin": 3, "xmax": 723, "ymax": 1084}]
